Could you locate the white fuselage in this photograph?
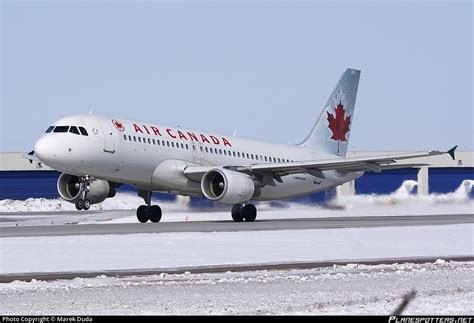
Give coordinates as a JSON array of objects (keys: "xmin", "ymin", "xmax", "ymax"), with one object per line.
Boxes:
[{"xmin": 34, "ymin": 115, "xmax": 362, "ymax": 202}]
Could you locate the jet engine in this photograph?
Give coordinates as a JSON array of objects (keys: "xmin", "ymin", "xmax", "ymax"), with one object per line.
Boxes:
[
  {"xmin": 201, "ymin": 168, "xmax": 255, "ymax": 204},
  {"xmin": 57, "ymin": 173, "xmax": 116, "ymax": 204}
]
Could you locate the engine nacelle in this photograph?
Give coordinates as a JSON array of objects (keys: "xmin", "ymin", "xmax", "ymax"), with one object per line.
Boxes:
[
  {"xmin": 201, "ymin": 168, "xmax": 255, "ymax": 205},
  {"xmin": 57, "ymin": 173, "xmax": 115, "ymax": 204}
]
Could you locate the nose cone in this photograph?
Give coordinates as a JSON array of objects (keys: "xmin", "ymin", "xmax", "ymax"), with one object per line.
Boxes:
[{"xmin": 34, "ymin": 135, "xmax": 58, "ymax": 166}]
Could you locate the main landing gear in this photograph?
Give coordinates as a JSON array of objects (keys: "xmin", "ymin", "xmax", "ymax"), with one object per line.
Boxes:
[
  {"xmin": 136, "ymin": 190, "xmax": 162, "ymax": 223},
  {"xmin": 75, "ymin": 176, "xmax": 91, "ymax": 211},
  {"xmin": 231, "ymin": 203, "xmax": 257, "ymax": 222}
]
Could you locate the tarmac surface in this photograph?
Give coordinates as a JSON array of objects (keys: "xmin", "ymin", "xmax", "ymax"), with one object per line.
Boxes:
[{"xmin": 0, "ymin": 213, "xmax": 472, "ymax": 238}]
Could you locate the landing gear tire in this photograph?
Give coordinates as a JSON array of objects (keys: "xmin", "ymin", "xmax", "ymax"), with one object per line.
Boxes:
[
  {"xmin": 137, "ymin": 205, "xmax": 148, "ymax": 223},
  {"xmin": 83, "ymin": 199, "xmax": 91, "ymax": 211},
  {"xmin": 75, "ymin": 199, "xmax": 84, "ymax": 210},
  {"xmin": 148, "ymin": 205, "xmax": 162, "ymax": 223},
  {"xmin": 231, "ymin": 204, "xmax": 244, "ymax": 222},
  {"xmin": 242, "ymin": 204, "xmax": 257, "ymax": 222}
]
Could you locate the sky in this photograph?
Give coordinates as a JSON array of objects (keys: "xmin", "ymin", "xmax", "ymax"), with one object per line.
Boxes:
[{"xmin": 1, "ymin": 0, "xmax": 472, "ymax": 152}]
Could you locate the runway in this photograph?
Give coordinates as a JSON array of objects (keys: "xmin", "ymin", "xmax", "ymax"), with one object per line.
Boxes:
[{"xmin": 1, "ymin": 213, "xmax": 472, "ymax": 237}]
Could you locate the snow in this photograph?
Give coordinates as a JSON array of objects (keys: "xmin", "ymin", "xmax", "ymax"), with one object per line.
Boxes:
[
  {"xmin": 1, "ymin": 224, "xmax": 472, "ymax": 274},
  {"xmin": 0, "ymin": 180, "xmax": 472, "ymax": 226},
  {"xmin": 1, "ymin": 261, "xmax": 472, "ymax": 315},
  {"xmin": 0, "ymin": 180, "xmax": 472, "ymax": 314}
]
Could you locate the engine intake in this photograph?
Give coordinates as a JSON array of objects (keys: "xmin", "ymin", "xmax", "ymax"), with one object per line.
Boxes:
[
  {"xmin": 201, "ymin": 168, "xmax": 255, "ymax": 205},
  {"xmin": 57, "ymin": 173, "xmax": 114, "ymax": 204}
]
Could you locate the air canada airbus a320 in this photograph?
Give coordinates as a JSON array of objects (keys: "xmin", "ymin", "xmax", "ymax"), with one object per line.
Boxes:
[{"xmin": 31, "ymin": 69, "xmax": 456, "ymax": 223}]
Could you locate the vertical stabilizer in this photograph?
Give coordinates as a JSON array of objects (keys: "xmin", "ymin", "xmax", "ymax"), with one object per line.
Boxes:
[{"xmin": 298, "ymin": 68, "xmax": 361, "ymax": 157}]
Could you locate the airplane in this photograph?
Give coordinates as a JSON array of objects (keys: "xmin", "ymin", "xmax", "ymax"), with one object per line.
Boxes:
[{"xmin": 32, "ymin": 68, "xmax": 456, "ymax": 223}]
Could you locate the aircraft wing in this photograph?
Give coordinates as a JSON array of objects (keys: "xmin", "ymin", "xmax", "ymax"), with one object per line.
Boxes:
[{"xmin": 184, "ymin": 146, "xmax": 456, "ymax": 183}]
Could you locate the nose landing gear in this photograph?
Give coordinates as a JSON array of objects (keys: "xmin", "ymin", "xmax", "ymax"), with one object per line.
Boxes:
[{"xmin": 75, "ymin": 176, "xmax": 91, "ymax": 210}]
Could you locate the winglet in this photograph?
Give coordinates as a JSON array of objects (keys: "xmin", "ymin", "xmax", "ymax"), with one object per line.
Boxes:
[{"xmin": 447, "ymin": 145, "xmax": 457, "ymax": 160}]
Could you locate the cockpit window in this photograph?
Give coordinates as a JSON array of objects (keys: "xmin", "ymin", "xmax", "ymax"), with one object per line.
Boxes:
[
  {"xmin": 45, "ymin": 126, "xmax": 54, "ymax": 133},
  {"xmin": 53, "ymin": 126, "xmax": 69, "ymax": 133},
  {"xmin": 79, "ymin": 127, "xmax": 89, "ymax": 136},
  {"xmin": 69, "ymin": 126, "xmax": 80, "ymax": 135}
]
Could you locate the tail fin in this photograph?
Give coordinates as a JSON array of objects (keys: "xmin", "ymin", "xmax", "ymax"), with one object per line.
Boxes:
[{"xmin": 298, "ymin": 68, "xmax": 361, "ymax": 157}]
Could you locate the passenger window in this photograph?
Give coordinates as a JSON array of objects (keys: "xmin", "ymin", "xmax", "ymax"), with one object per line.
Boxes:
[
  {"xmin": 138, "ymin": 137, "xmax": 141, "ymax": 143},
  {"xmin": 128, "ymin": 135, "xmax": 132, "ymax": 141},
  {"xmin": 133, "ymin": 136, "xmax": 137, "ymax": 142},
  {"xmin": 172, "ymin": 142, "xmax": 175, "ymax": 147},
  {"xmin": 78, "ymin": 127, "xmax": 88, "ymax": 136},
  {"xmin": 223, "ymin": 150, "xmax": 227, "ymax": 156},
  {"xmin": 148, "ymin": 138, "xmax": 151, "ymax": 144},
  {"xmin": 237, "ymin": 152, "xmax": 241, "ymax": 158},
  {"xmin": 45, "ymin": 126, "xmax": 54, "ymax": 133},
  {"xmin": 69, "ymin": 126, "xmax": 80, "ymax": 135},
  {"xmin": 167, "ymin": 141, "xmax": 170, "ymax": 147},
  {"xmin": 233, "ymin": 151, "xmax": 236, "ymax": 157},
  {"xmin": 205, "ymin": 147, "xmax": 208, "ymax": 153},
  {"xmin": 123, "ymin": 135, "xmax": 127, "ymax": 140},
  {"xmin": 181, "ymin": 143, "xmax": 184, "ymax": 149},
  {"xmin": 152, "ymin": 139, "xmax": 155, "ymax": 145},
  {"xmin": 247, "ymin": 153, "xmax": 250, "ymax": 159},
  {"xmin": 53, "ymin": 126, "xmax": 69, "ymax": 133},
  {"xmin": 186, "ymin": 144, "xmax": 189, "ymax": 150},
  {"xmin": 193, "ymin": 145, "xmax": 196, "ymax": 151},
  {"xmin": 200, "ymin": 146, "xmax": 203, "ymax": 152}
]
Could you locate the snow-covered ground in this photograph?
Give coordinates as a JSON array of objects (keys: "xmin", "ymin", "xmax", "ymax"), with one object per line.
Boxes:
[
  {"xmin": 1, "ymin": 224, "xmax": 472, "ymax": 274},
  {"xmin": 0, "ymin": 180, "xmax": 472, "ymax": 314},
  {"xmin": 1, "ymin": 261, "xmax": 472, "ymax": 315},
  {"xmin": 0, "ymin": 180, "xmax": 472, "ymax": 226}
]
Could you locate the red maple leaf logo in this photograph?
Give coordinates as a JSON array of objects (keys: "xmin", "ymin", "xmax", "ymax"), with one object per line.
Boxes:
[
  {"xmin": 112, "ymin": 119, "xmax": 125, "ymax": 131},
  {"xmin": 327, "ymin": 102, "xmax": 351, "ymax": 142}
]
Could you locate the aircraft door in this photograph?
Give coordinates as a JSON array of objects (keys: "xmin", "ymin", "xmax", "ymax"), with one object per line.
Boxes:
[{"xmin": 98, "ymin": 119, "xmax": 115, "ymax": 153}]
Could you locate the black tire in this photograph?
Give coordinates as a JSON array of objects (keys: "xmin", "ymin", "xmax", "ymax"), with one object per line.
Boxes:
[
  {"xmin": 148, "ymin": 205, "xmax": 162, "ymax": 223},
  {"xmin": 137, "ymin": 205, "xmax": 148, "ymax": 223},
  {"xmin": 243, "ymin": 204, "xmax": 257, "ymax": 222},
  {"xmin": 83, "ymin": 199, "xmax": 91, "ymax": 210},
  {"xmin": 75, "ymin": 199, "xmax": 84, "ymax": 210},
  {"xmin": 231, "ymin": 204, "xmax": 244, "ymax": 222}
]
